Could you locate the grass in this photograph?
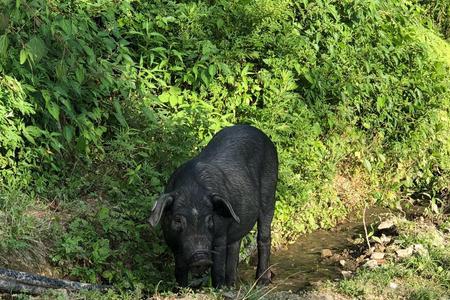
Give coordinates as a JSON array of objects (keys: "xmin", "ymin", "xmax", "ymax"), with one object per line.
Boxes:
[{"xmin": 0, "ymin": 190, "xmax": 54, "ymax": 273}]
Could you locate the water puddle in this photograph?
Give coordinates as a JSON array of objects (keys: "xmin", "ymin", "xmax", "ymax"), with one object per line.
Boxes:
[{"xmin": 238, "ymin": 207, "xmax": 391, "ymax": 292}]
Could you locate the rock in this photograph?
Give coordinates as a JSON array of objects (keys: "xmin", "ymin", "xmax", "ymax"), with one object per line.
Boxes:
[
  {"xmin": 396, "ymin": 246, "xmax": 413, "ymax": 258},
  {"xmin": 379, "ymin": 234, "xmax": 392, "ymax": 245},
  {"xmin": 223, "ymin": 291, "xmax": 238, "ymax": 299},
  {"xmin": 389, "ymin": 282, "xmax": 398, "ymax": 289},
  {"xmin": 321, "ymin": 249, "xmax": 333, "ymax": 258},
  {"xmin": 363, "ymin": 259, "xmax": 378, "ymax": 268},
  {"xmin": 370, "ymin": 252, "xmax": 385, "ymax": 260},
  {"xmin": 413, "ymin": 244, "xmax": 428, "ymax": 257},
  {"xmin": 329, "ymin": 253, "xmax": 342, "ymax": 262},
  {"xmin": 356, "ymin": 255, "xmax": 366, "ymax": 264},
  {"xmin": 341, "ymin": 270, "xmax": 352, "ymax": 279},
  {"xmin": 378, "ymin": 220, "xmax": 395, "ymax": 230},
  {"xmin": 339, "ymin": 259, "xmax": 346, "ymax": 267}
]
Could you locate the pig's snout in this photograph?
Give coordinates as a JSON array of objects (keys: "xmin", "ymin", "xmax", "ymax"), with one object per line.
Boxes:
[
  {"xmin": 190, "ymin": 251, "xmax": 212, "ymax": 266},
  {"xmin": 189, "ymin": 251, "xmax": 212, "ymax": 275}
]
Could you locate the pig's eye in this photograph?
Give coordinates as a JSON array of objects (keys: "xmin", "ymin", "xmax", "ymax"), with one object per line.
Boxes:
[
  {"xmin": 206, "ymin": 215, "xmax": 214, "ymax": 230},
  {"xmin": 171, "ymin": 216, "xmax": 184, "ymax": 232}
]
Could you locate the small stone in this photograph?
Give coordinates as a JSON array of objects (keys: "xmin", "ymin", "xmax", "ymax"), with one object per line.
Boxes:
[
  {"xmin": 339, "ymin": 259, "xmax": 346, "ymax": 266},
  {"xmin": 329, "ymin": 254, "xmax": 342, "ymax": 262},
  {"xmin": 371, "ymin": 252, "xmax": 385, "ymax": 260},
  {"xmin": 396, "ymin": 246, "xmax": 413, "ymax": 258},
  {"xmin": 341, "ymin": 270, "xmax": 352, "ymax": 279},
  {"xmin": 389, "ymin": 282, "xmax": 398, "ymax": 289},
  {"xmin": 363, "ymin": 259, "xmax": 378, "ymax": 268},
  {"xmin": 378, "ymin": 220, "xmax": 395, "ymax": 230},
  {"xmin": 379, "ymin": 234, "xmax": 392, "ymax": 245},
  {"xmin": 413, "ymin": 244, "xmax": 428, "ymax": 257},
  {"xmin": 356, "ymin": 255, "xmax": 366, "ymax": 264},
  {"xmin": 375, "ymin": 244, "xmax": 386, "ymax": 253},
  {"xmin": 353, "ymin": 237, "xmax": 365, "ymax": 245},
  {"xmin": 321, "ymin": 249, "xmax": 333, "ymax": 258},
  {"xmin": 223, "ymin": 291, "xmax": 237, "ymax": 299}
]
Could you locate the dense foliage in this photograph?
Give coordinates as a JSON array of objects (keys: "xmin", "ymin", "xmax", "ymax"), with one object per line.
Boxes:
[{"xmin": 1, "ymin": 0, "xmax": 449, "ymax": 291}]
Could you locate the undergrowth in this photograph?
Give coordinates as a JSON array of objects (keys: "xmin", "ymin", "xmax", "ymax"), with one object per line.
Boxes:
[{"xmin": 0, "ymin": 0, "xmax": 449, "ymax": 293}]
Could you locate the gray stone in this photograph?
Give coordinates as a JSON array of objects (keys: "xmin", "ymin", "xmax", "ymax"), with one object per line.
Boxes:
[
  {"xmin": 370, "ymin": 252, "xmax": 385, "ymax": 260},
  {"xmin": 413, "ymin": 244, "xmax": 428, "ymax": 257},
  {"xmin": 378, "ymin": 220, "xmax": 395, "ymax": 230},
  {"xmin": 396, "ymin": 246, "xmax": 413, "ymax": 258},
  {"xmin": 363, "ymin": 259, "xmax": 378, "ymax": 268},
  {"xmin": 341, "ymin": 271, "xmax": 352, "ymax": 279}
]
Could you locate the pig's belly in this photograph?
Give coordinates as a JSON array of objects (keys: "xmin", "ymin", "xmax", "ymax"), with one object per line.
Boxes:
[{"xmin": 226, "ymin": 214, "xmax": 258, "ymax": 243}]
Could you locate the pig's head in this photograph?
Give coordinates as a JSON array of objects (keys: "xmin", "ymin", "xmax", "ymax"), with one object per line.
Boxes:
[{"xmin": 148, "ymin": 191, "xmax": 240, "ymax": 275}]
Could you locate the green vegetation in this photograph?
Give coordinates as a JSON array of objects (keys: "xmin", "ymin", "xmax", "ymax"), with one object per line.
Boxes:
[
  {"xmin": 1, "ymin": 0, "xmax": 449, "ymax": 295},
  {"xmin": 421, "ymin": 0, "xmax": 450, "ymax": 39}
]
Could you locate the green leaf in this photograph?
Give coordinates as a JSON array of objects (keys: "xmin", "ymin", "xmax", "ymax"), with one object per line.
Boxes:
[
  {"xmin": 362, "ymin": 122, "xmax": 371, "ymax": 129},
  {"xmin": 22, "ymin": 126, "xmax": 42, "ymax": 145},
  {"xmin": 0, "ymin": 13, "xmax": 9, "ymax": 33},
  {"xmin": 41, "ymin": 89, "xmax": 51, "ymax": 102},
  {"xmin": 75, "ymin": 66, "xmax": 85, "ymax": 83},
  {"xmin": 0, "ymin": 34, "xmax": 8, "ymax": 57},
  {"xmin": 19, "ymin": 49, "xmax": 27, "ymax": 64},
  {"xmin": 363, "ymin": 159, "xmax": 372, "ymax": 173},
  {"xmin": 169, "ymin": 94, "xmax": 178, "ymax": 107},
  {"xmin": 55, "ymin": 62, "xmax": 67, "ymax": 80},
  {"xmin": 113, "ymin": 99, "xmax": 128, "ymax": 127},
  {"xmin": 42, "ymin": 90, "xmax": 60, "ymax": 121},
  {"xmin": 142, "ymin": 107, "xmax": 156, "ymax": 123},
  {"xmin": 63, "ymin": 126, "xmax": 74, "ymax": 143},
  {"xmin": 27, "ymin": 36, "xmax": 47, "ymax": 63},
  {"xmin": 376, "ymin": 96, "xmax": 386, "ymax": 112},
  {"xmin": 208, "ymin": 65, "xmax": 217, "ymax": 77},
  {"xmin": 201, "ymin": 71, "xmax": 209, "ymax": 86},
  {"xmin": 47, "ymin": 101, "xmax": 60, "ymax": 121},
  {"xmin": 159, "ymin": 93, "xmax": 169, "ymax": 103}
]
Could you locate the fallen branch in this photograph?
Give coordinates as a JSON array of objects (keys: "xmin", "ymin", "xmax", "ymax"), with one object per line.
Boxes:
[{"xmin": 0, "ymin": 268, "xmax": 110, "ymax": 295}]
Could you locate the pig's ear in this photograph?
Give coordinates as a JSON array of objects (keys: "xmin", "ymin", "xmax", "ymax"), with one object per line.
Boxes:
[
  {"xmin": 148, "ymin": 194, "xmax": 173, "ymax": 227},
  {"xmin": 211, "ymin": 194, "xmax": 240, "ymax": 224}
]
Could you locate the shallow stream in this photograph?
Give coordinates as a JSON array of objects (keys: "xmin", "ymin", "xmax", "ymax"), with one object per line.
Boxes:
[{"xmin": 239, "ymin": 207, "xmax": 390, "ymax": 292}]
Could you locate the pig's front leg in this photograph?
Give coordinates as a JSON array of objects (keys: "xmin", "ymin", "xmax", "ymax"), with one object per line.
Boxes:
[
  {"xmin": 175, "ymin": 255, "xmax": 189, "ymax": 287},
  {"xmin": 212, "ymin": 235, "xmax": 227, "ymax": 288}
]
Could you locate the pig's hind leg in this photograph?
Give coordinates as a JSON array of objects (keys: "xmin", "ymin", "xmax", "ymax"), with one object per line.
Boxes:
[{"xmin": 256, "ymin": 164, "xmax": 277, "ymax": 285}]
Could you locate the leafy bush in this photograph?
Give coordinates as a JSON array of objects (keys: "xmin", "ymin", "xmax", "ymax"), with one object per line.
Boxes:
[{"xmin": 0, "ymin": 0, "xmax": 449, "ymax": 291}]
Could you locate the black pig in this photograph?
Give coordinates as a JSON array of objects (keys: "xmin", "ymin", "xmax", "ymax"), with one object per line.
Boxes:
[{"xmin": 149, "ymin": 125, "xmax": 278, "ymax": 287}]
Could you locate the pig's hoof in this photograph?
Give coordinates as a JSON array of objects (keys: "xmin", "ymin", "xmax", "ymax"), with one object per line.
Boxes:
[
  {"xmin": 257, "ymin": 270, "xmax": 274, "ymax": 285},
  {"xmin": 257, "ymin": 277, "xmax": 271, "ymax": 285}
]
